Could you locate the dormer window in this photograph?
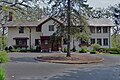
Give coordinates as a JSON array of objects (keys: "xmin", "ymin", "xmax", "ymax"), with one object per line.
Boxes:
[
  {"xmin": 96, "ymin": 27, "xmax": 101, "ymax": 33},
  {"xmin": 49, "ymin": 25, "xmax": 54, "ymax": 31},
  {"xmin": 19, "ymin": 27, "xmax": 24, "ymax": 33},
  {"xmin": 103, "ymin": 27, "xmax": 108, "ymax": 33}
]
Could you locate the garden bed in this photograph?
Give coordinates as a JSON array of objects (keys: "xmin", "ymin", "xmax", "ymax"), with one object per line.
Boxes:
[{"xmin": 36, "ymin": 53, "xmax": 104, "ymax": 64}]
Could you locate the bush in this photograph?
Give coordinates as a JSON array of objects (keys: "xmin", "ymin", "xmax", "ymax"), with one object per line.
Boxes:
[
  {"xmin": 63, "ymin": 48, "xmax": 67, "ymax": 53},
  {"xmin": 8, "ymin": 46, "xmax": 13, "ymax": 52},
  {"xmin": 91, "ymin": 44, "xmax": 100, "ymax": 51},
  {"xmin": 0, "ymin": 52, "xmax": 10, "ymax": 63},
  {"xmin": 0, "ymin": 67, "xmax": 6, "ymax": 80},
  {"xmin": 90, "ymin": 50, "xmax": 96, "ymax": 54},
  {"xmin": 4, "ymin": 47, "xmax": 8, "ymax": 51},
  {"xmin": 79, "ymin": 48, "xmax": 88, "ymax": 53},
  {"xmin": 19, "ymin": 49, "xmax": 27, "ymax": 52},
  {"xmin": 72, "ymin": 47, "xmax": 76, "ymax": 52},
  {"xmin": 36, "ymin": 46, "xmax": 41, "ymax": 52}
]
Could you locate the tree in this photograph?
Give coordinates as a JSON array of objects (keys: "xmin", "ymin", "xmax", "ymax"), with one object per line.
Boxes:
[{"xmin": 44, "ymin": 0, "xmax": 92, "ymax": 57}]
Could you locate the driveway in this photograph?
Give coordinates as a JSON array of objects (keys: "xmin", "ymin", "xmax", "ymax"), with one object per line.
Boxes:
[{"xmin": 4, "ymin": 53, "xmax": 120, "ymax": 80}]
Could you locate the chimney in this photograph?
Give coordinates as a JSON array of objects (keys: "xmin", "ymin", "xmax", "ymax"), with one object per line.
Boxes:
[{"xmin": 8, "ymin": 12, "xmax": 13, "ymax": 21}]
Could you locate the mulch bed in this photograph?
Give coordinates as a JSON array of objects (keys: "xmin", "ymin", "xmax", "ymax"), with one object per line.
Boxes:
[{"xmin": 36, "ymin": 53, "xmax": 104, "ymax": 64}]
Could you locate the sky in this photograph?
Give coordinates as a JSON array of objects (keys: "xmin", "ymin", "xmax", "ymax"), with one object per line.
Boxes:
[{"xmin": 87, "ymin": 0, "xmax": 120, "ymax": 8}]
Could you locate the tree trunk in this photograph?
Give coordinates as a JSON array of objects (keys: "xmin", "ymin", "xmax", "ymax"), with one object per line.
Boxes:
[{"xmin": 67, "ymin": 0, "xmax": 71, "ymax": 57}]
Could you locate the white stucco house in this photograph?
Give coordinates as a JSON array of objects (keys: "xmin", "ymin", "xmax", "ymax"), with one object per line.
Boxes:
[{"xmin": 4, "ymin": 17, "xmax": 114, "ymax": 51}]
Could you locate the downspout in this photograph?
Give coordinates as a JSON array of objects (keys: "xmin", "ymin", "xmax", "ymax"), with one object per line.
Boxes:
[
  {"xmin": 29, "ymin": 27, "xmax": 31, "ymax": 49},
  {"xmin": 109, "ymin": 27, "xmax": 111, "ymax": 48}
]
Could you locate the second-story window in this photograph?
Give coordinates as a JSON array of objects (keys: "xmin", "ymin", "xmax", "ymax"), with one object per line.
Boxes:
[
  {"xmin": 90, "ymin": 27, "xmax": 95, "ymax": 33},
  {"xmin": 36, "ymin": 27, "xmax": 41, "ymax": 32},
  {"xmin": 49, "ymin": 25, "xmax": 54, "ymax": 31},
  {"xmin": 103, "ymin": 27, "xmax": 108, "ymax": 33},
  {"xmin": 19, "ymin": 27, "xmax": 24, "ymax": 33},
  {"xmin": 96, "ymin": 27, "xmax": 101, "ymax": 33}
]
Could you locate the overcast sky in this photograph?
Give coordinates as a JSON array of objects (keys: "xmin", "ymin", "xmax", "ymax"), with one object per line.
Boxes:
[{"xmin": 87, "ymin": 0, "xmax": 120, "ymax": 8}]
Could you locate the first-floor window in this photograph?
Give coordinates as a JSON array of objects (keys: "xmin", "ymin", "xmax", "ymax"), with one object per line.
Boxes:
[
  {"xmin": 45, "ymin": 40, "xmax": 48, "ymax": 45},
  {"xmin": 35, "ymin": 39, "xmax": 41, "ymax": 46},
  {"xmin": 16, "ymin": 39, "xmax": 27, "ymax": 45},
  {"xmin": 97, "ymin": 38, "xmax": 102, "ymax": 45},
  {"xmin": 103, "ymin": 38, "xmax": 108, "ymax": 46},
  {"xmin": 91, "ymin": 38, "xmax": 95, "ymax": 44},
  {"xmin": 63, "ymin": 38, "xmax": 67, "ymax": 44}
]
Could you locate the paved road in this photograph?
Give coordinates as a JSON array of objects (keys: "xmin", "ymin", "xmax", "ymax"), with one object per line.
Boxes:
[{"xmin": 3, "ymin": 53, "xmax": 120, "ymax": 80}]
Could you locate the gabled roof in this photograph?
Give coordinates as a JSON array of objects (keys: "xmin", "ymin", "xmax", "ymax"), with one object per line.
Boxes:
[
  {"xmin": 4, "ymin": 16, "xmax": 64, "ymax": 27},
  {"xmin": 88, "ymin": 18, "xmax": 114, "ymax": 27},
  {"xmin": 4, "ymin": 17, "xmax": 115, "ymax": 27}
]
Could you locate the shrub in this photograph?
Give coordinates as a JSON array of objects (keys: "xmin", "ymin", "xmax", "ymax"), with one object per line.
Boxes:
[
  {"xmin": 79, "ymin": 47, "xmax": 88, "ymax": 53},
  {"xmin": 4, "ymin": 47, "xmax": 8, "ymax": 51},
  {"xmin": 36, "ymin": 46, "xmax": 41, "ymax": 52},
  {"xmin": 72, "ymin": 47, "xmax": 76, "ymax": 52},
  {"xmin": 90, "ymin": 51, "xmax": 96, "ymax": 54},
  {"xmin": 8, "ymin": 46, "xmax": 13, "ymax": 52},
  {"xmin": 0, "ymin": 67, "xmax": 6, "ymax": 80},
  {"xmin": 0, "ymin": 52, "xmax": 10, "ymax": 63},
  {"xmin": 19, "ymin": 49, "xmax": 27, "ymax": 52},
  {"xmin": 63, "ymin": 48, "xmax": 67, "ymax": 53},
  {"xmin": 91, "ymin": 44, "xmax": 100, "ymax": 51}
]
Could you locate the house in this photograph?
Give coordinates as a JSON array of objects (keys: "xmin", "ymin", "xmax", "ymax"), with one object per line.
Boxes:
[{"xmin": 4, "ymin": 17, "xmax": 114, "ymax": 51}]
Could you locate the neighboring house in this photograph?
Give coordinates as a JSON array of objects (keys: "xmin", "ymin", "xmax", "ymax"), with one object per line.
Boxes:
[{"xmin": 4, "ymin": 17, "xmax": 114, "ymax": 51}]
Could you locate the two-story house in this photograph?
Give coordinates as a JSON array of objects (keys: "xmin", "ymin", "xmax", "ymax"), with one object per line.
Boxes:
[{"xmin": 4, "ymin": 17, "xmax": 114, "ymax": 51}]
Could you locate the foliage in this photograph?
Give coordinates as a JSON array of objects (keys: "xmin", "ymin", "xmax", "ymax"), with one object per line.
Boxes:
[
  {"xmin": 112, "ymin": 35, "xmax": 120, "ymax": 48},
  {"xmin": 91, "ymin": 44, "xmax": 100, "ymax": 51},
  {"xmin": 0, "ymin": 51, "xmax": 9, "ymax": 63},
  {"xmin": 72, "ymin": 47, "xmax": 76, "ymax": 52},
  {"xmin": 90, "ymin": 51, "xmax": 96, "ymax": 54},
  {"xmin": 8, "ymin": 46, "xmax": 13, "ymax": 52},
  {"xmin": 79, "ymin": 47, "xmax": 88, "ymax": 53},
  {"xmin": 0, "ymin": 67, "xmax": 6, "ymax": 80},
  {"xmin": 63, "ymin": 48, "xmax": 67, "ymax": 53}
]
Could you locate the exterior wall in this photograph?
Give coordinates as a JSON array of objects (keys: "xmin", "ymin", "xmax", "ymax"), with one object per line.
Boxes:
[
  {"xmin": 42, "ymin": 19, "xmax": 58, "ymax": 36},
  {"xmin": 66, "ymin": 26, "xmax": 112, "ymax": 51},
  {"xmin": 8, "ymin": 27, "xmax": 30, "ymax": 48},
  {"xmin": 8, "ymin": 19, "xmax": 112, "ymax": 51},
  {"xmin": 8, "ymin": 19, "xmax": 58, "ymax": 49}
]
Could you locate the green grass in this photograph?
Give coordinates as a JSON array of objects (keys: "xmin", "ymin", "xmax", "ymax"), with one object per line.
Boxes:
[
  {"xmin": 0, "ymin": 51, "xmax": 10, "ymax": 63},
  {"xmin": 0, "ymin": 67, "xmax": 6, "ymax": 80}
]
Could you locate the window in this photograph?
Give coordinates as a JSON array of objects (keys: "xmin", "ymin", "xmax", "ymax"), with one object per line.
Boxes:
[
  {"xmin": 90, "ymin": 27, "xmax": 95, "ymax": 33},
  {"xmin": 19, "ymin": 27, "xmax": 24, "ymax": 33},
  {"xmin": 49, "ymin": 25, "xmax": 54, "ymax": 31},
  {"xmin": 96, "ymin": 27, "xmax": 101, "ymax": 33},
  {"xmin": 80, "ymin": 38, "xmax": 88, "ymax": 44},
  {"xmin": 91, "ymin": 38, "xmax": 95, "ymax": 44},
  {"xmin": 63, "ymin": 38, "xmax": 67, "ymax": 44},
  {"xmin": 103, "ymin": 38, "xmax": 108, "ymax": 46},
  {"xmin": 36, "ymin": 26, "xmax": 41, "ymax": 32},
  {"xmin": 16, "ymin": 39, "xmax": 27, "ymax": 45},
  {"xmin": 35, "ymin": 39, "xmax": 41, "ymax": 46},
  {"xmin": 97, "ymin": 38, "xmax": 102, "ymax": 45},
  {"xmin": 80, "ymin": 27, "xmax": 83, "ymax": 32},
  {"xmin": 103, "ymin": 27, "xmax": 108, "ymax": 33},
  {"xmin": 45, "ymin": 40, "xmax": 48, "ymax": 45}
]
